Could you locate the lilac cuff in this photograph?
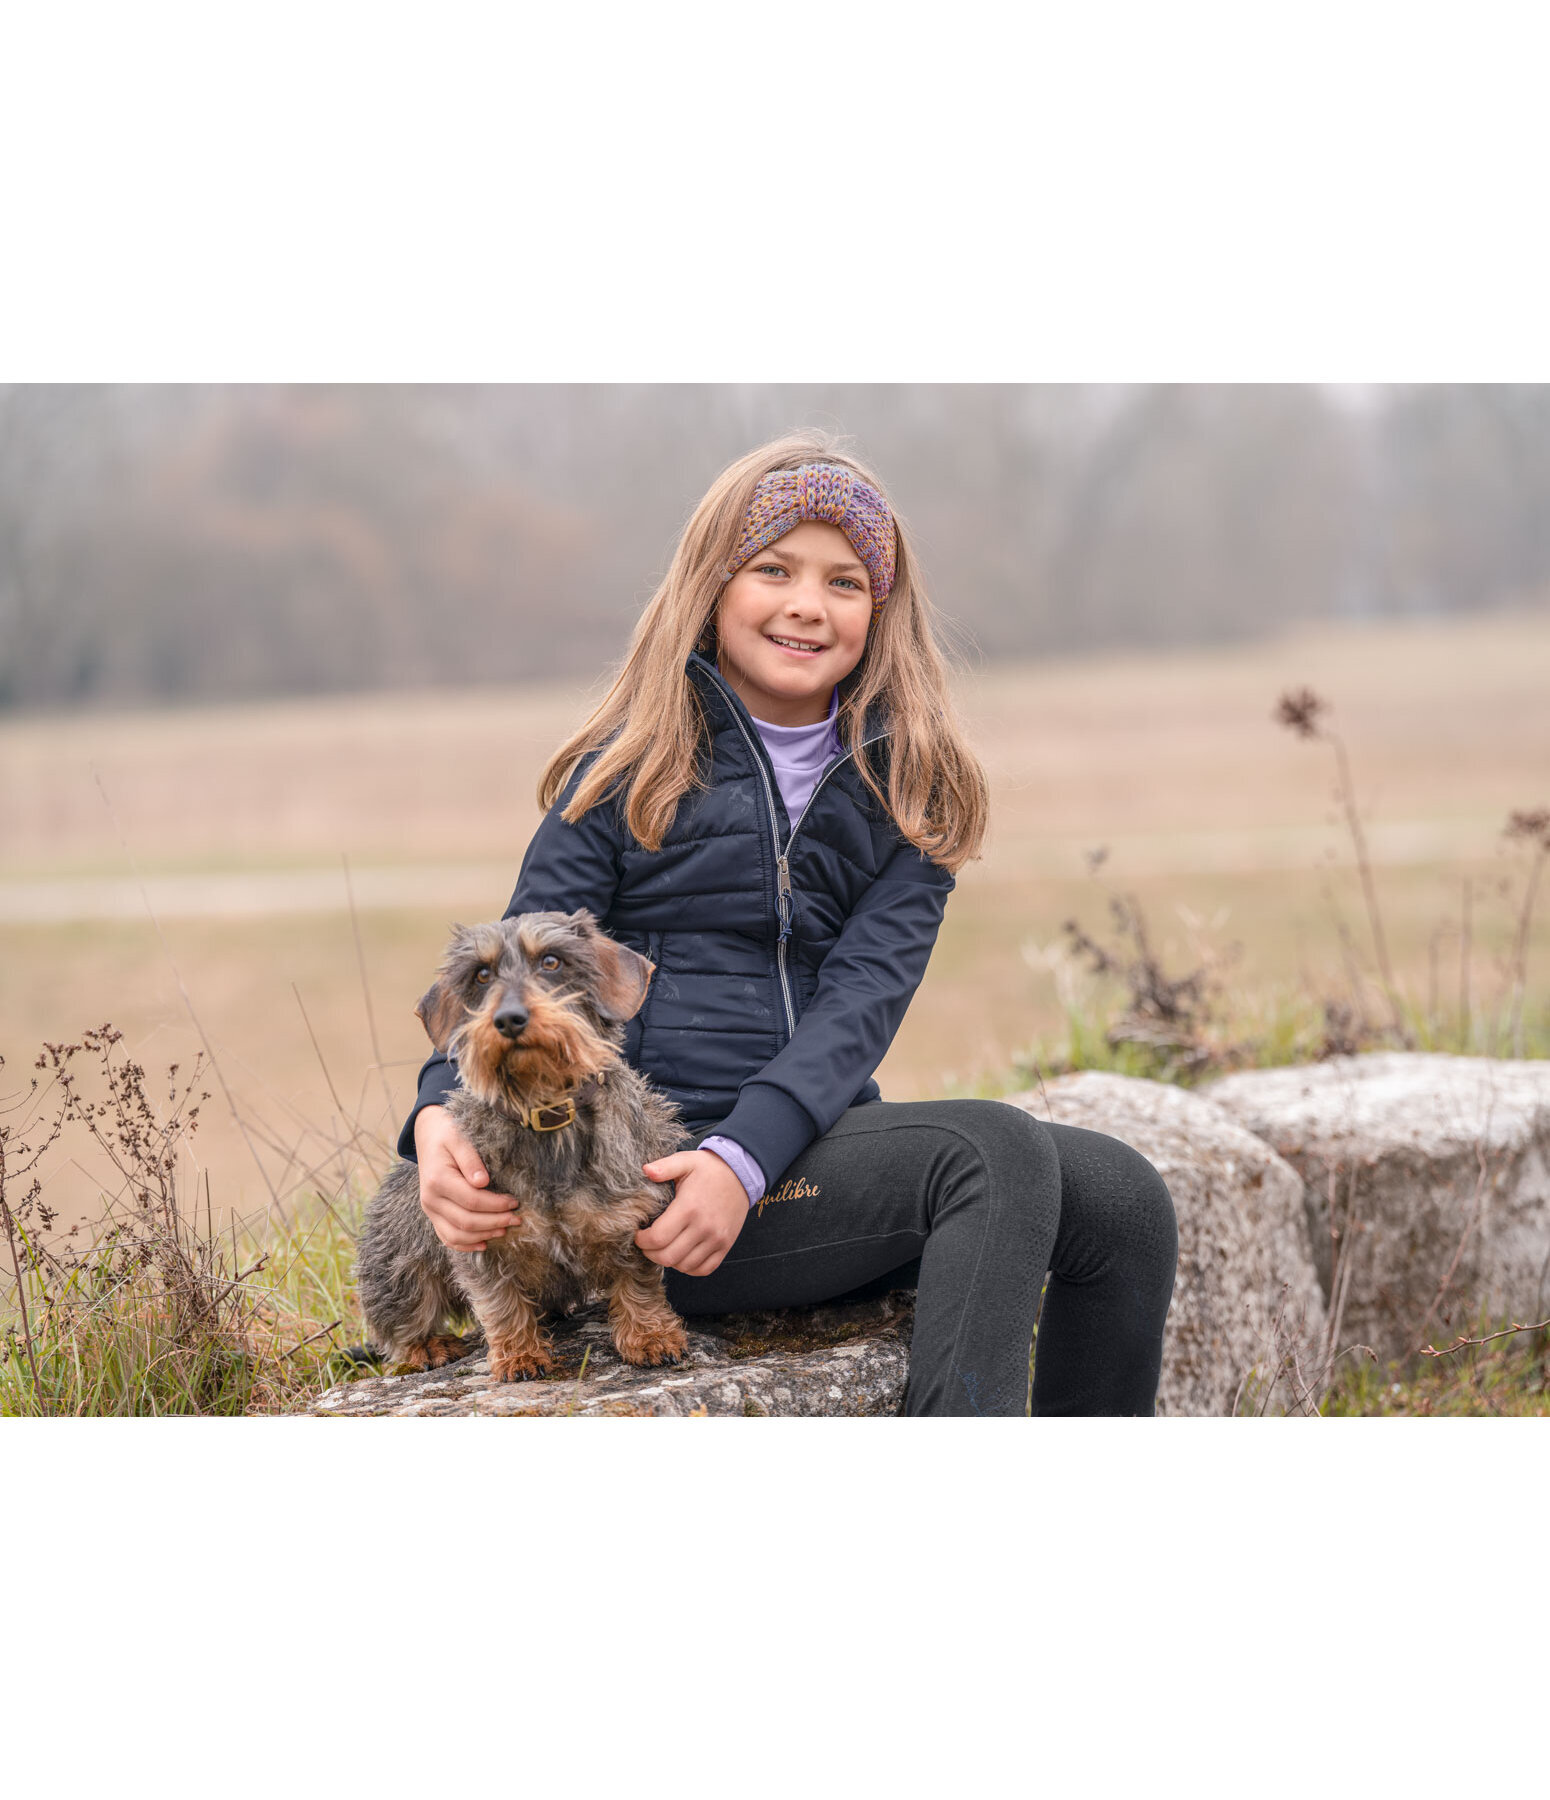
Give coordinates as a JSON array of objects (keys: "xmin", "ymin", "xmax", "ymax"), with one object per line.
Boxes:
[{"xmin": 699, "ymin": 1134, "xmax": 767, "ymax": 1209}]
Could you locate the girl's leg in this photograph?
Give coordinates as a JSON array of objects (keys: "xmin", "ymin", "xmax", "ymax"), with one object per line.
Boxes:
[
  {"xmin": 1030, "ymin": 1121, "xmax": 1178, "ymax": 1416},
  {"xmin": 819, "ymin": 1125, "xmax": 1179, "ymax": 1414},
  {"xmin": 666, "ymin": 1099, "xmax": 1175, "ymax": 1416}
]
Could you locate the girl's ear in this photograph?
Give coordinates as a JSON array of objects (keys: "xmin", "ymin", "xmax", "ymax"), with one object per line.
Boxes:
[
  {"xmin": 590, "ymin": 935, "xmax": 656, "ymax": 1022},
  {"xmin": 414, "ymin": 973, "xmax": 465, "ymax": 1052}
]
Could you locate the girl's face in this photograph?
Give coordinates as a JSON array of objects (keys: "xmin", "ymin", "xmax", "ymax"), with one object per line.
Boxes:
[{"xmin": 714, "ymin": 520, "xmax": 873, "ymax": 726}]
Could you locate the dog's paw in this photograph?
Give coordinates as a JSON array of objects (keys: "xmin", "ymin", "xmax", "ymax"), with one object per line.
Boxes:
[
  {"xmin": 613, "ymin": 1319, "xmax": 689, "ymax": 1368},
  {"xmin": 400, "ymin": 1334, "xmax": 474, "ymax": 1372},
  {"xmin": 488, "ymin": 1342, "xmax": 556, "ymax": 1383},
  {"xmin": 426, "ymin": 1334, "xmax": 474, "ymax": 1369}
]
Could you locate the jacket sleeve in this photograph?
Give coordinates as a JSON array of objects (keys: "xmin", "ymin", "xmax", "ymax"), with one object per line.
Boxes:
[
  {"xmin": 394, "ymin": 755, "xmax": 623, "ymax": 1159},
  {"xmin": 706, "ymin": 838, "xmax": 954, "ymax": 1187}
]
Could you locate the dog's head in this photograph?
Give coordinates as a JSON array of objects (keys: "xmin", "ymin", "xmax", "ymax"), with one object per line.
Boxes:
[{"xmin": 415, "ymin": 911, "xmax": 654, "ymax": 1109}]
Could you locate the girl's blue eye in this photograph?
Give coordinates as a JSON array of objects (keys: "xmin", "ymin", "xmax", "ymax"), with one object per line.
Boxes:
[
  {"xmin": 833, "ymin": 576, "xmax": 862, "ymax": 590},
  {"xmin": 755, "ymin": 563, "xmax": 786, "ymax": 577}
]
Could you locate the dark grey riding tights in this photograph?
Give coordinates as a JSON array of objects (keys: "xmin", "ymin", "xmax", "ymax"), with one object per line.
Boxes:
[{"xmin": 665, "ymin": 1099, "xmax": 1179, "ymax": 1417}]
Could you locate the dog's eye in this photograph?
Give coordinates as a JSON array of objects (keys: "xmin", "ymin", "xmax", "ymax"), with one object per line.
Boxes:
[
  {"xmin": 475, "ymin": 967, "xmax": 492, "ymax": 984},
  {"xmin": 539, "ymin": 953, "xmax": 561, "ymax": 972}
]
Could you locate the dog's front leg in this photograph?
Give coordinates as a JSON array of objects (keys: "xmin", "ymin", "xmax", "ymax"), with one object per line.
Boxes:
[
  {"xmin": 459, "ymin": 1253, "xmax": 555, "ymax": 1383},
  {"xmin": 483, "ymin": 1290, "xmax": 556, "ymax": 1383},
  {"xmin": 608, "ymin": 1253, "xmax": 689, "ymax": 1368}
]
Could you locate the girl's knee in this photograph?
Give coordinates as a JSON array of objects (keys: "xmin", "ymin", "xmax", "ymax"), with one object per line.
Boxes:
[
  {"xmin": 1098, "ymin": 1134, "xmax": 1179, "ymax": 1266},
  {"xmin": 1042, "ymin": 1123, "xmax": 1179, "ymax": 1279}
]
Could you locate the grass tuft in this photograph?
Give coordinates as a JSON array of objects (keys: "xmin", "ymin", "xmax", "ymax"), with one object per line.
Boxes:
[
  {"xmin": 1323, "ymin": 1317, "xmax": 1550, "ymax": 1417},
  {"xmin": 0, "ymin": 1029, "xmax": 372, "ymax": 1416}
]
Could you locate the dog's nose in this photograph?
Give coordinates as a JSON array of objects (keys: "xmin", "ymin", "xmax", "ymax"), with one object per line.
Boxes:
[{"xmin": 493, "ymin": 1005, "xmax": 529, "ymax": 1040}]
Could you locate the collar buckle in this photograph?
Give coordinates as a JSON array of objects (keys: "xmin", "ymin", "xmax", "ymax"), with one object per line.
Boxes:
[{"xmin": 524, "ymin": 1097, "xmax": 577, "ymax": 1132}]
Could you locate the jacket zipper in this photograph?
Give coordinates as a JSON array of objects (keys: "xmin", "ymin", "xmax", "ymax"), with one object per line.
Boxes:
[
  {"xmin": 697, "ymin": 659, "xmax": 885, "ymax": 1042},
  {"xmin": 775, "ymin": 735, "xmax": 887, "ymax": 1027},
  {"xmin": 719, "ymin": 702, "xmax": 803, "ymax": 1036}
]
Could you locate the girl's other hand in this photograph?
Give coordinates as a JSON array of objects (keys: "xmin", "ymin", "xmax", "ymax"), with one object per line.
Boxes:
[
  {"xmin": 414, "ymin": 1105, "xmax": 519, "ymax": 1252},
  {"xmin": 636, "ymin": 1148, "xmax": 749, "ymax": 1277}
]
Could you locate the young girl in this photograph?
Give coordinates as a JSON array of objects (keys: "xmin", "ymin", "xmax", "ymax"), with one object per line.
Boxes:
[{"xmin": 399, "ymin": 432, "xmax": 1178, "ymax": 1416}]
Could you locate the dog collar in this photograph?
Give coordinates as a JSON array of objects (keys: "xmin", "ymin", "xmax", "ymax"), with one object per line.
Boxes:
[{"xmin": 518, "ymin": 1070, "xmax": 608, "ymax": 1133}]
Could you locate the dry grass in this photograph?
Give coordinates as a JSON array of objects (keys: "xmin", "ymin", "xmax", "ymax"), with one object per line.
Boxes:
[
  {"xmin": 0, "ymin": 1027, "xmax": 373, "ymax": 1415},
  {"xmin": 1324, "ymin": 1319, "xmax": 1550, "ymax": 1416}
]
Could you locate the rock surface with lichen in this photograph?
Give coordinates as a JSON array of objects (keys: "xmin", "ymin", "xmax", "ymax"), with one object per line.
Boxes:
[
  {"xmin": 1200, "ymin": 1054, "xmax": 1550, "ymax": 1364},
  {"xmin": 311, "ymin": 1293, "xmax": 915, "ymax": 1417}
]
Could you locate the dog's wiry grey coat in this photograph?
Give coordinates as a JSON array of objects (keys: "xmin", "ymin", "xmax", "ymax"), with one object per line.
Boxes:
[{"xmin": 356, "ymin": 911, "xmax": 691, "ymax": 1377}]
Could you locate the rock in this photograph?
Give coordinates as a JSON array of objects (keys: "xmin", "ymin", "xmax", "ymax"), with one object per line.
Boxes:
[
  {"xmin": 311, "ymin": 1293, "xmax": 914, "ymax": 1417},
  {"xmin": 1201, "ymin": 1054, "xmax": 1550, "ymax": 1365},
  {"xmin": 1003, "ymin": 1073, "xmax": 1328, "ymax": 1416}
]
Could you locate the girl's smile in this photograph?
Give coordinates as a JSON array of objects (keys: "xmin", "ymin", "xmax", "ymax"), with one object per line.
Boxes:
[{"xmin": 714, "ymin": 519, "xmax": 872, "ymax": 725}]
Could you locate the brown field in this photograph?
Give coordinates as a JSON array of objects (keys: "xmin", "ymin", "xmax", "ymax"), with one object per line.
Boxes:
[{"xmin": 3, "ymin": 607, "xmax": 1548, "ymax": 1226}]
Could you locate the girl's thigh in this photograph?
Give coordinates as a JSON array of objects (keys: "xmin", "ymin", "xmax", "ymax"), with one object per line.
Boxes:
[{"xmin": 664, "ymin": 1097, "xmax": 1054, "ymax": 1318}]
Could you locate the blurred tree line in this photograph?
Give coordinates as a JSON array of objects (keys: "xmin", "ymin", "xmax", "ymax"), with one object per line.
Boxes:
[{"xmin": 2, "ymin": 383, "xmax": 1547, "ymax": 710}]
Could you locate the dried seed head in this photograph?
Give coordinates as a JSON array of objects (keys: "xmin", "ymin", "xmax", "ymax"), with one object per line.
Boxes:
[
  {"xmin": 1276, "ymin": 687, "xmax": 1326, "ymax": 739},
  {"xmin": 1504, "ymin": 807, "xmax": 1550, "ymax": 847}
]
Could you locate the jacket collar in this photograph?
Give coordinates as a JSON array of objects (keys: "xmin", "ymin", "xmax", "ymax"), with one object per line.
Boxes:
[{"xmin": 685, "ymin": 650, "xmax": 890, "ymax": 746}]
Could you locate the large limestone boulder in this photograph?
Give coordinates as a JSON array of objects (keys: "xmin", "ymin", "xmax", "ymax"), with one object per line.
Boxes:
[
  {"xmin": 1201, "ymin": 1054, "xmax": 1550, "ymax": 1365},
  {"xmin": 312, "ymin": 1293, "xmax": 914, "ymax": 1417},
  {"xmin": 1003, "ymin": 1073, "xmax": 1328, "ymax": 1416}
]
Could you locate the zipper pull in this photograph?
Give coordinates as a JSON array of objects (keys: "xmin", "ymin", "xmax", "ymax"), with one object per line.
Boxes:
[{"xmin": 776, "ymin": 855, "xmax": 793, "ymax": 942}]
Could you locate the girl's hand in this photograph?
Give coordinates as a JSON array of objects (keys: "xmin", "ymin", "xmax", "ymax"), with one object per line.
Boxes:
[
  {"xmin": 635, "ymin": 1149, "xmax": 749, "ymax": 1277},
  {"xmin": 414, "ymin": 1105, "xmax": 519, "ymax": 1252}
]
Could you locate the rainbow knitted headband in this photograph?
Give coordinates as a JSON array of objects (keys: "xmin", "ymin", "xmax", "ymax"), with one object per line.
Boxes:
[{"xmin": 721, "ymin": 463, "xmax": 897, "ymax": 621}]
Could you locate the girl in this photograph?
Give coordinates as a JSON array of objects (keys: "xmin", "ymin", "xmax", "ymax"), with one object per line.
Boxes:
[{"xmin": 399, "ymin": 432, "xmax": 1178, "ymax": 1417}]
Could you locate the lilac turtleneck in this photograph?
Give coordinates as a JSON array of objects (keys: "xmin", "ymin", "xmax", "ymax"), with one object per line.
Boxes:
[{"xmin": 700, "ymin": 687, "xmax": 842, "ymax": 1206}]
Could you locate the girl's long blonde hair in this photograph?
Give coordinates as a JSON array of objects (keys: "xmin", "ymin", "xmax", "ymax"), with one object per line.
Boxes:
[{"xmin": 538, "ymin": 430, "xmax": 989, "ymax": 873}]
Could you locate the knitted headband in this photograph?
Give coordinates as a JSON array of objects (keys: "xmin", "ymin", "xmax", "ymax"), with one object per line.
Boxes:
[{"xmin": 721, "ymin": 463, "xmax": 897, "ymax": 621}]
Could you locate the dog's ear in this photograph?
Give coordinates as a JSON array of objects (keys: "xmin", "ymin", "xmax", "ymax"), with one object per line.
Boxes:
[
  {"xmin": 414, "ymin": 972, "xmax": 465, "ymax": 1052},
  {"xmin": 589, "ymin": 934, "xmax": 656, "ymax": 1022}
]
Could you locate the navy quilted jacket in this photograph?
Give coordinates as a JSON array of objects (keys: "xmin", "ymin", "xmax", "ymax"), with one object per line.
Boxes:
[{"xmin": 397, "ymin": 651, "xmax": 955, "ymax": 1187}]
